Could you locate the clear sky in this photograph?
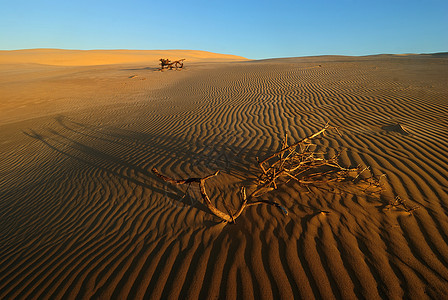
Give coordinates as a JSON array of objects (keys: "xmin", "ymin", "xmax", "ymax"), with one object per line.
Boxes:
[{"xmin": 1, "ymin": 0, "xmax": 447, "ymax": 59}]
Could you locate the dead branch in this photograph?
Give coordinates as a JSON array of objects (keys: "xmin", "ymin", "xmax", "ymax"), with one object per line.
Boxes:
[
  {"xmin": 152, "ymin": 124, "xmax": 382, "ymax": 224},
  {"xmin": 159, "ymin": 58, "xmax": 186, "ymax": 71},
  {"xmin": 252, "ymin": 124, "xmax": 369, "ymax": 198},
  {"xmin": 152, "ymin": 168, "xmax": 287, "ymax": 223}
]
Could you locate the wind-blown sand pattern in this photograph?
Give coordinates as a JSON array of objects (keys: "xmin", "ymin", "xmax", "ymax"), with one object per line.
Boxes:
[{"xmin": 1, "ymin": 51, "xmax": 448, "ymax": 299}]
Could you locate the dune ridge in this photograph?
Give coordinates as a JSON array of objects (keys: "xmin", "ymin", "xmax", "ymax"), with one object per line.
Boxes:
[
  {"xmin": 0, "ymin": 49, "xmax": 248, "ymax": 66},
  {"xmin": 1, "ymin": 54, "xmax": 448, "ymax": 299}
]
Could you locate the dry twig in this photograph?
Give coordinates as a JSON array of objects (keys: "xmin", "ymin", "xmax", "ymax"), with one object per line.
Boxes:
[{"xmin": 385, "ymin": 196, "xmax": 420, "ymax": 214}]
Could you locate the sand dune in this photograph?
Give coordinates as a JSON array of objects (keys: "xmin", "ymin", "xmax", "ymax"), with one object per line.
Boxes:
[
  {"xmin": 1, "ymin": 52, "xmax": 448, "ymax": 299},
  {"xmin": 0, "ymin": 49, "xmax": 248, "ymax": 66}
]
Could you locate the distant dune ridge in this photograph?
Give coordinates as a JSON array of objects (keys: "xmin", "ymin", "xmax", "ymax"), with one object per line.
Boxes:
[
  {"xmin": 1, "ymin": 50, "xmax": 448, "ymax": 299},
  {"xmin": 0, "ymin": 49, "xmax": 248, "ymax": 66}
]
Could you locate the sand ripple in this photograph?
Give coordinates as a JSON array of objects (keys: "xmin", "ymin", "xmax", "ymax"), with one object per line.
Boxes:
[{"xmin": 1, "ymin": 55, "xmax": 448, "ymax": 299}]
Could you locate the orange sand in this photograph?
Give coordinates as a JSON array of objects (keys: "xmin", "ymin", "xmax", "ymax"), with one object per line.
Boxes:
[
  {"xmin": 0, "ymin": 49, "xmax": 247, "ymax": 66},
  {"xmin": 1, "ymin": 50, "xmax": 448, "ymax": 299}
]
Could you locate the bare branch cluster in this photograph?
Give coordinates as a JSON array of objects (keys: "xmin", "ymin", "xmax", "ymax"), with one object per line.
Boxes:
[
  {"xmin": 152, "ymin": 124, "xmax": 381, "ymax": 224},
  {"xmin": 159, "ymin": 58, "xmax": 185, "ymax": 70},
  {"xmin": 254, "ymin": 123, "xmax": 372, "ymax": 197}
]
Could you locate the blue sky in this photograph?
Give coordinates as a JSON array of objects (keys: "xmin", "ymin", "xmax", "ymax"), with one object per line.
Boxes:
[{"xmin": 1, "ymin": 0, "xmax": 447, "ymax": 59}]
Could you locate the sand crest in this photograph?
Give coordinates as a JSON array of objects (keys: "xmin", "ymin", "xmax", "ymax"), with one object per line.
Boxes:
[
  {"xmin": 1, "ymin": 51, "xmax": 448, "ymax": 299},
  {"xmin": 0, "ymin": 49, "xmax": 247, "ymax": 66}
]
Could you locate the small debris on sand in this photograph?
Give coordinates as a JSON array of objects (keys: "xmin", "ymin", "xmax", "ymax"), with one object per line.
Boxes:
[{"xmin": 382, "ymin": 123, "xmax": 410, "ymax": 135}]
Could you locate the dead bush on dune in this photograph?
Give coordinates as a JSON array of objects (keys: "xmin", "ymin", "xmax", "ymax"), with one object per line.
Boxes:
[
  {"xmin": 152, "ymin": 123, "xmax": 382, "ymax": 224},
  {"xmin": 159, "ymin": 58, "xmax": 185, "ymax": 70}
]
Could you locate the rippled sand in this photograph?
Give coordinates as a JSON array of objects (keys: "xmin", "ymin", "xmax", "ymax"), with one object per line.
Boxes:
[{"xmin": 1, "ymin": 51, "xmax": 448, "ymax": 299}]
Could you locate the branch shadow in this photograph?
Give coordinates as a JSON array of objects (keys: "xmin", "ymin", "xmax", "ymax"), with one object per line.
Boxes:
[
  {"xmin": 23, "ymin": 116, "xmax": 270, "ymax": 219},
  {"xmin": 121, "ymin": 66, "xmax": 159, "ymax": 71},
  {"xmin": 53, "ymin": 115, "xmax": 265, "ymax": 180},
  {"xmin": 22, "ymin": 129, "xmax": 213, "ymax": 215}
]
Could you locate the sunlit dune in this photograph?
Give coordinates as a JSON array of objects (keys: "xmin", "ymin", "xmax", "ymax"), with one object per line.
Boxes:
[{"xmin": 0, "ymin": 49, "xmax": 248, "ymax": 66}]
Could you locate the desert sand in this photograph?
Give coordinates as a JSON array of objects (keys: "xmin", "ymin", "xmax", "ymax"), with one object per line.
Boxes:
[
  {"xmin": 0, "ymin": 49, "xmax": 247, "ymax": 66},
  {"xmin": 1, "ymin": 49, "xmax": 448, "ymax": 299}
]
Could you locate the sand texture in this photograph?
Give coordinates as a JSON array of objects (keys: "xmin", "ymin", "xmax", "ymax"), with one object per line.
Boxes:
[{"xmin": 1, "ymin": 51, "xmax": 448, "ymax": 299}]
